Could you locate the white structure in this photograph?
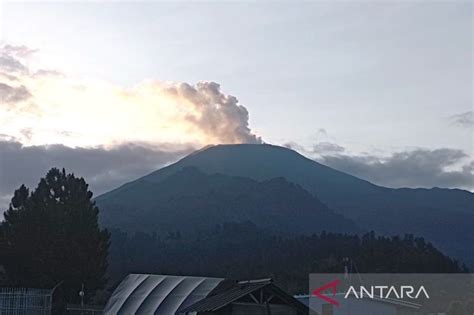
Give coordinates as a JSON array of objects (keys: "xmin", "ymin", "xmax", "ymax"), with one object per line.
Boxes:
[{"xmin": 103, "ymin": 274, "xmax": 223, "ymax": 315}]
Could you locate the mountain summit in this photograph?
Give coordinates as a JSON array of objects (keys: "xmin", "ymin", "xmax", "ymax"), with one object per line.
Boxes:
[{"xmin": 96, "ymin": 144, "xmax": 473, "ymax": 265}]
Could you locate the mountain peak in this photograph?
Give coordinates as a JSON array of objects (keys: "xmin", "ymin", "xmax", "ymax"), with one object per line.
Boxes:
[
  {"xmin": 143, "ymin": 143, "xmax": 367, "ymax": 187},
  {"xmin": 96, "ymin": 143, "xmax": 474, "ymax": 265}
]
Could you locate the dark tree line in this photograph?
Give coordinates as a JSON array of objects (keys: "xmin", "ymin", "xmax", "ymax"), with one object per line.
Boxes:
[
  {"xmin": 109, "ymin": 221, "xmax": 467, "ymax": 294},
  {"xmin": 0, "ymin": 168, "xmax": 110, "ymax": 307}
]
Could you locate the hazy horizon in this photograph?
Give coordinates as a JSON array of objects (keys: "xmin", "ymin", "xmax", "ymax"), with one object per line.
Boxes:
[{"xmin": 0, "ymin": 1, "xmax": 472, "ymax": 209}]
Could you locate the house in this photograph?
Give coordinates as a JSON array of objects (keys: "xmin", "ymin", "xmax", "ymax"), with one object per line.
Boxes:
[{"xmin": 103, "ymin": 274, "xmax": 309, "ymax": 315}]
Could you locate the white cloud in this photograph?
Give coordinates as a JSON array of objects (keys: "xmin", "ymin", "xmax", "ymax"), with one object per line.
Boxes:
[{"xmin": 0, "ymin": 44, "xmax": 261, "ymax": 148}]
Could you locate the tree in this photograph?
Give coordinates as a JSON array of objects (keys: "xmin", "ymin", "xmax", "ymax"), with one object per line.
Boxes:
[{"xmin": 1, "ymin": 168, "xmax": 110, "ymax": 304}]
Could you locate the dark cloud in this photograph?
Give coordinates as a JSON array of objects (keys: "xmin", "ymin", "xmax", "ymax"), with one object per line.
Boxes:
[
  {"xmin": 0, "ymin": 83, "xmax": 32, "ymax": 105},
  {"xmin": 33, "ymin": 69, "xmax": 64, "ymax": 78},
  {"xmin": 2, "ymin": 45, "xmax": 37, "ymax": 58},
  {"xmin": 19, "ymin": 129, "xmax": 33, "ymax": 141},
  {"xmin": 319, "ymin": 148, "xmax": 473, "ymax": 190},
  {"xmin": 283, "ymin": 141, "xmax": 306, "ymax": 152},
  {"xmin": 0, "ymin": 45, "xmax": 61, "ymax": 79},
  {"xmin": 0, "ymin": 72, "xmax": 18, "ymax": 81},
  {"xmin": 449, "ymin": 111, "xmax": 474, "ymax": 128},
  {"xmin": 0, "ymin": 140, "xmax": 193, "ymax": 211},
  {"xmin": 312, "ymin": 142, "xmax": 345, "ymax": 154},
  {"xmin": 286, "ymin": 140, "xmax": 345, "ymax": 154},
  {"xmin": 0, "ymin": 55, "xmax": 28, "ymax": 74},
  {"xmin": 0, "ymin": 45, "xmax": 36, "ymax": 74}
]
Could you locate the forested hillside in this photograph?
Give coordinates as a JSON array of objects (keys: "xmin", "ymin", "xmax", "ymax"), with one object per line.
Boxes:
[
  {"xmin": 96, "ymin": 144, "xmax": 474, "ymax": 265},
  {"xmin": 108, "ymin": 222, "xmax": 467, "ymax": 294}
]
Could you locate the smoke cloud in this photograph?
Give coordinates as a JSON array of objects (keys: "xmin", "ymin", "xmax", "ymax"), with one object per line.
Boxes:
[{"xmin": 0, "ymin": 44, "xmax": 261, "ymax": 147}]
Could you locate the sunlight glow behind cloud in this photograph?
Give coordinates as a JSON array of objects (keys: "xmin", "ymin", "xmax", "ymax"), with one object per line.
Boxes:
[{"xmin": 0, "ymin": 44, "xmax": 261, "ymax": 148}]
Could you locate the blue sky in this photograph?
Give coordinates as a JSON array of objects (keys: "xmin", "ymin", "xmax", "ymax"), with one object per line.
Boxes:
[
  {"xmin": 0, "ymin": 1, "xmax": 472, "ymax": 205},
  {"xmin": 2, "ymin": 1, "xmax": 471, "ymax": 149}
]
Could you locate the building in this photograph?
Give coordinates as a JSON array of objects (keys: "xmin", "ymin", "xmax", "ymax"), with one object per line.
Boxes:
[{"xmin": 103, "ymin": 274, "xmax": 309, "ymax": 315}]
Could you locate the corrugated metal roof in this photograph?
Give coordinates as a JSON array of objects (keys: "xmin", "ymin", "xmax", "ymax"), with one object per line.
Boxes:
[
  {"xmin": 178, "ymin": 278, "xmax": 308, "ymax": 314},
  {"xmin": 178, "ymin": 280, "xmax": 270, "ymax": 313},
  {"xmin": 102, "ymin": 274, "xmax": 224, "ymax": 315}
]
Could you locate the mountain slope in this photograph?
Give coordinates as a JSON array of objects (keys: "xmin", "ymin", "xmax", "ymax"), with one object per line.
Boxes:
[
  {"xmin": 98, "ymin": 167, "xmax": 359, "ymax": 235},
  {"xmin": 96, "ymin": 144, "xmax": 474, "ymax": 264}
]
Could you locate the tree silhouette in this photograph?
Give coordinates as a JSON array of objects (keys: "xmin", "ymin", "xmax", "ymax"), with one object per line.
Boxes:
[{"xmin": 1, "ymin": 168, "xmax": 110, "ymax": 304}]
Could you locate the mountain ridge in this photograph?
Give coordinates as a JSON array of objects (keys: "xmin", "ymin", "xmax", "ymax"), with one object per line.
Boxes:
[
  {"xmin": 95, "ymin": 144, "xmax": 473, "ymax": 265},
  {"xmin": 98, "ymin": 166, "xmax": 359, "ymax": 235}
]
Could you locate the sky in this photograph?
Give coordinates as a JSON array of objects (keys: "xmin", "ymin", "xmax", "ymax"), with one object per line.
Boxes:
[{"xmin": 0, "ymin": 0, "xmax": 472, "ymax": 209}]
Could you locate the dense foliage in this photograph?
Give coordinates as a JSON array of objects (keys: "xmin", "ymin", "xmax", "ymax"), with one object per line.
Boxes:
[
  {"xmin": 98, "ymin": 167, "xmax": 358, "ymax": 235},
  {"xmin": 96, "ymin": 144, "xmax": 474, "ymax": 267},
  {"xmin": 109, "ymin": 221, "xmax": 467, "ymax": 294},
  {"xmin": 0, "ymin": 168, "xmax": 110, "ymax": 304}
]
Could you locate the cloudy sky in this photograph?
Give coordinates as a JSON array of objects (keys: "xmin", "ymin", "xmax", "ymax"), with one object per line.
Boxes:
[{"xmin": 0, "ymin": 1, "xmax": 472, "ymax": 209}]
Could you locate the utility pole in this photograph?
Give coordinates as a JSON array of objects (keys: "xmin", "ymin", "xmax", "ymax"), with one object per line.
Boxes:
[{"xmin": 79, "ymin": 283, "xmax": 85, "ymax": 315}]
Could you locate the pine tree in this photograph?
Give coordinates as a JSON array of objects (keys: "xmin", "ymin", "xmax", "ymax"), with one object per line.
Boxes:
[{"xmin": 1, "ymin": 168, "xmax": 110, "ymax": 303}]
